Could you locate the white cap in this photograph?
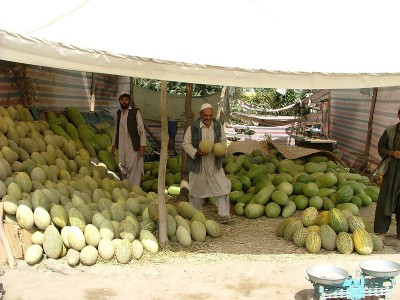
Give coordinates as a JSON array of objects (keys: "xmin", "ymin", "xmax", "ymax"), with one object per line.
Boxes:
[{"xmin": 200, "ymin": 103, "xmax": 213, "ymax": 112}]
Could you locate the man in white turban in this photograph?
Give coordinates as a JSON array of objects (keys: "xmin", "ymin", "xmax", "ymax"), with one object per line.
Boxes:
[{"xmin": 182, "ymin": 102, "xmax": 234, "ymax": 224}]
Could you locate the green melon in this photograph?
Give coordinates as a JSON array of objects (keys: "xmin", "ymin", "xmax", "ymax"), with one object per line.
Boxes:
[
  {"xmin": 43, "ymin": 225, "xmax": 63, "ymax": 259},
  {"xmin": 177, "ymin": 201, "xmax": 196, "ymax": 220},
  {"xmin": 68, "ymin": 225, "xmax": 86, "ymax": 251},
  {"xmin": 140, "ymin": 229, "xmax": 159, "ymax": 254},
  {"xmin": 131, "ymin": 239, "xmax": 144, "ymax": 260},
  {"xmin": 190, "ymin": 220, "xmax": 207, "ymax": 242},
  {"xmin": 199, "ymin": 140, "xmax": 213, "ymax": 154},
  {"xmin": 204, "ymin": 219, "xmax": 221, "ymax": 238},
  {"xmin": 16, "ymin": 205, "xmax": 34, "ymax": 229},
  {"xmin": 67, "ymin": 249, "xmax": 80, "ymax": 267},
  {"xmin": 265, "ymin": 202, "xmax": 281, "ymax": 218},
  {"xmin": 98, "ymin": 238, "xmax": 115, "ymax": 260},
  {"xmin": 319, "ymin": 224, "xmax": 337, "ymax": 251},
  {"xmin": 281, "ymin": 200, "xmax": 296, "ymax": 218},
  {"xmin": 34, "ymin": 207, "xmax": 51, "ymax": 230},
  {"xmin": 244, "ymin": 203, "xmax": 265, "ymax": 219},
  {"xmin": 80, "ymin": 245, "xmax": 98, "ymax": 266},
  {"xmin": 25, "ymin": 244, "xmax": 44, "ymax": 265},
  {"xmin": 176, "ymin": 225, "xmax": 192, "ymax": 246},
  {"xmin": 212, "ymin": 142, "xmax": 226, "ymax": 156},
  {"xmin": 3, "ymin": 195, "xmax": 18, "ymax": 215},
  {"xmin": 84, "ymin": 224, "xmax": 101, "ymax": 247}
]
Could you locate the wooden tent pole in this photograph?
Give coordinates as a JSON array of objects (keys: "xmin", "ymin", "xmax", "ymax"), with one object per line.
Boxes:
[
  {"xmin": 0, "ymin": 203, "xmax": 15, "ymax": 269},
  {"xmin": 364, "ymin": 88, "xmax": 378, "ymax": 158},
  {"xmin": 90, "ymin": 73, "xmax": 96, "ymax": 111},
  {"xmin": 179, "ymin": 83, "xmax": 193, "ymax": 200},
  {"xmin": 157, "ymin": 80, "xmax": 168, "ymax": 246}
]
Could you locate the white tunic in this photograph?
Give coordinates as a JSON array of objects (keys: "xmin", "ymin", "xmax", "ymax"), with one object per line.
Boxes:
[
  {"xmin": 182, "ymin": 120, "xmax": 231, "ymax": 198},
  {"xmin": 112, "ymin": 108, "xmax": 147, "ymax": 186}
]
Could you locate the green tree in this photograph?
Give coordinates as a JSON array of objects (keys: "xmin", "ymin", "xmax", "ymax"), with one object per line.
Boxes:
[{"xmin": 135, "ymin": 78, "xmax": 221, "ymax": 96}]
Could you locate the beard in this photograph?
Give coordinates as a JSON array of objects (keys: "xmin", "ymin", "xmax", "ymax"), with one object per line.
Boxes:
[{"xmin": 120, "ymin": 103, "xmax": 129, "ymax": 109}]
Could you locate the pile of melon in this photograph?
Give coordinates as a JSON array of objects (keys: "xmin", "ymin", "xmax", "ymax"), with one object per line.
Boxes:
[
  {"xmin": 0, "ymin": 104, "xmax": 221, "ymax": 267},
  {"xmin": 224, "ymin": 148, "xmax": 380, "ymax": 219},
  {"xmin": 276, "ymin": 206, "xmax": 383, "ymax": 255},
  {"xmin": 140, "ymin": 141, "xmax": 227, "ymax": 196}
]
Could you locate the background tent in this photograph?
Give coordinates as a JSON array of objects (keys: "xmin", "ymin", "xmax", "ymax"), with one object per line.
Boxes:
[{"xmin": 2, "ymin": 0, "xmax": 400, "ymax": 89}]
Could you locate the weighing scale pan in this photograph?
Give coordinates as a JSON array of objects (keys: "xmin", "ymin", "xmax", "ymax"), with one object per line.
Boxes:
[
  {"xmin": 306, "ymin": 265, "xmax": 349, "ymax": 285},
  {"xmin": 359, "ymin": 260, "xmax": 400, "ymax": 278}
]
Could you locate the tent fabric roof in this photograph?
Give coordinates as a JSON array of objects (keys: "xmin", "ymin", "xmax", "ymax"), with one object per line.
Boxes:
[{"xmin": 2, "ymin": 0, "xmax": 400, "ymax": 89}]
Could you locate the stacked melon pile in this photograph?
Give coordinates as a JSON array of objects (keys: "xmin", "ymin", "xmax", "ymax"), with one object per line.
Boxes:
[
  {"xmin": 45, "ymin": 106, "xmax": 117, "ymax": 172},
  {"xmin": 140, "ymin": 141, "xmax": 227, "ymax": 196},
  {"xmin": 141, "ymin": 157, "xmax": 182, "ymax": 196},
  {"xmin": 276, "ymin": 206, "xmax": 383, "ymax": 255},
  {"xmin": 224, "ymin": 148, "xmax": 380, "ymax": 219},
  {"xmin": 0, "ymin": 104, "xmax": 221, "ymax": 267}
]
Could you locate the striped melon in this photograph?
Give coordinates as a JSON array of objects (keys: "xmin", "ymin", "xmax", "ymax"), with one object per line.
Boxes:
[
  {"xmin": 347, "ymin": 216, "xmax": 365, "ymax": 233},
  {"xmin": 305, "ymin": 231, "xmax": 321, "ymax": 254},
  {"xmin": 284, "ymin": 220, "xmax": 303, "ymax": 241},
  {"xmin": 276, "ymin": 217, "xmax": 296, "ymax": 237},
  {"xmin": 353, "ymin": 229, "xmax": 373, "ymax": 255},
  {"xmin": 293, "ymin": 227, "xmax": 308, "ymax": 247},
  {"xmin": 301, "ymin": 207, "xmax": 319, "ymax": 227},
  {"xmin": 328, "ymin": 208, "xmax": 348, "ymax": 233},
  {"xmin": 336, "ymin": 232, "xmax": 354, "ymax": 254}
]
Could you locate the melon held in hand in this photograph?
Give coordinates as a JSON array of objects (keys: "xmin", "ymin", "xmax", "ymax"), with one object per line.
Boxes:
[
  {"xmin": 212, "ymin": 142, "xmax": 226, "ymax": 156},
  {"xmin": 199, "ymin": 140, "xmax": 213, "ymax": 154}
]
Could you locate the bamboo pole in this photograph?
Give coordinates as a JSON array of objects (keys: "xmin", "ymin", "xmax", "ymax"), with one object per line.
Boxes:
[
  {"xmin": 0, "ymin": 203, "xmax": 16, "ymax": 269},
  {"xmin": 179, "ymin": 83, "xmax": 193, "ymax": 200},
  {"xmin": 157, "ymin": 80, "xmax": 168, "ymax": 246}
]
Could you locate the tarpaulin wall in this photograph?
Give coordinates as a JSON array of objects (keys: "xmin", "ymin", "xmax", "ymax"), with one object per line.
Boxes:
[{"xmin": 369, "ymin": 87, "xmax": 400, "ymax": 163}]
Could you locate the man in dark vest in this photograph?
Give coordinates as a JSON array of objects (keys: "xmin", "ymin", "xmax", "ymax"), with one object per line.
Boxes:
[
  {"xmin": 111, "ymin": 92, "xmax": 147, "ymax": 186},
  {"xmin": 182, "ymin": 103, "xmax": 234, "ymax": 224}
]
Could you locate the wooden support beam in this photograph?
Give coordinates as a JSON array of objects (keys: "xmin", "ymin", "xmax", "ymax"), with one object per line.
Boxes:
[{"xmin": 157, "ymin": 80, "xmax": 168, "ymax": 247}]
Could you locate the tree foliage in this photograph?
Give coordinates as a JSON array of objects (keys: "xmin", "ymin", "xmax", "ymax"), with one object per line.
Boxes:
[{"xmin": 135, "ymin": 78, "xmax": 221, "ymax": 97}]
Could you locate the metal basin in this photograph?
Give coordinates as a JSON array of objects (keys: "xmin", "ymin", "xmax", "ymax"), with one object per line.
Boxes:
[
  {"xmin": 360, "ymin": 259, "xmax": 400, "ymax": 278},
  {"xmin": 306, "ymin": 265, "xmax": 349, "ymax": 286}
]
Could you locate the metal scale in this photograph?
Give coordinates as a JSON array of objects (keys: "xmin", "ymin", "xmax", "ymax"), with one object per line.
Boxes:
[{"xmin": 306, "ymin": 260, "xmax": 400, "ymax": 300}]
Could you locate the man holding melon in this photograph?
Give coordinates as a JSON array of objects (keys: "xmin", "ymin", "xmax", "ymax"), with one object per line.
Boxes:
[
  {"xmin": 374, "ymin": 105, "xmax": 400, "ymax": 240},
  {"xmin": 182, "ymin": 103, "xmax": 234, "ymax": 224}
]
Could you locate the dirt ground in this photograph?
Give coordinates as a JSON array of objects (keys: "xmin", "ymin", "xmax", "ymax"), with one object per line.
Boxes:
[{"xmin": 1, "ymin": 202, "xmax": 400, "ymax": 300}]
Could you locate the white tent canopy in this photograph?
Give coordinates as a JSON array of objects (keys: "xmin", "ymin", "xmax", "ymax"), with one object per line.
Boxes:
[{"xmin": 2, "ymin": 0, "xmax": 400, "ymax": 89}]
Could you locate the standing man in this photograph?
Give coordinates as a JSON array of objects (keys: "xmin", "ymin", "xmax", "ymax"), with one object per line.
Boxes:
[
  {"xmin": 111, "ymin": 92, "xmax": 147, "ymax": 187},
  {"xmin": 182, "ymin": 103, "xmax": 233, "ymax": 224},
  {"xmin": 374, "ymin": 105, "xmax": 400, "ymax": 240}
]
